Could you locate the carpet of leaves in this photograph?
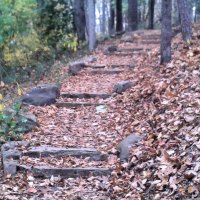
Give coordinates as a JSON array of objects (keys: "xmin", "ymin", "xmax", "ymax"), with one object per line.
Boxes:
[{"xmin": 1, "ymin": 26, "xmax": 200, "ymax": 199}]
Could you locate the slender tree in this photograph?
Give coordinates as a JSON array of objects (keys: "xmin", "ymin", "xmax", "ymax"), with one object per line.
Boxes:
[
  {"xmin": 101, "ymin": 0, "xmax": 106, "ymax": 33},
  {"xmin": 148, "ymin": 0, "xmax": 155, "ymax": 29},
  {"xmin": 73, "ymin": 0, "xmax": 86, "ymax": 42},
  {"xmin": 109, "ymin": 0, "xmax": 115, "ymax": 35},
  {"xmin": 128, "ymin": 0, "xmax": 138, "ymax": 31},
  {"xmin": 116, "ymin": 0, "xmax": 123, "ymax": 32},
  {"xmin": 160, "ymin": 0, "xmax": 172, "ymax": 64},
  {"xmin": 84, "ymin": 0, "xmax": 96, "ymax": 50},
  {"xmin": 177, "ymin": 0, "xmax": 192, "ymax": 43}
]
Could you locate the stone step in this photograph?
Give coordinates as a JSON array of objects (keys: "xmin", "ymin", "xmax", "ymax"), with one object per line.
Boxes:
[
  {"xmin": 56, "ymin": 102, "xmax": 104, "ymax": 108},
  {"xmin": 140, "ymin": 40, "xmax": 160, "ymax": 44},
  {"xmin": 18, "ymin": 165, "xmax": 111, "ymax": 178},
  {"xmin": 118, "ymin": 48, "xmax": 151, "ymax": 52},
  {"xmin": 86, "ymin": 69, "xmax": 125, "ymax": 75},
  {"xmin": 85, "ymin": 64, "xmax": 105, "ymax": 69},
  {"xmin": 61, "ymin": 92, "xmax": 111, "ymax": 99},
  {"xmin": 111, "ymin": 52, "xmax": 140, "ymax": 56},
  {"xmin": 23, "ymin": 146, "xmax": 107, "ymax": 161}
]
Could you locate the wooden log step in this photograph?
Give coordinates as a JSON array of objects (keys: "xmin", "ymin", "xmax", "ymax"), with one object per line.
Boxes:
[
  {"xmin": 56, "ymin": 102, "xmax": 104, "ymax": 108},
  {"xmin": 18, "ymin": 165, "xmax": 112, "ymax": 178},
  {"xmin": 23, "ymin": 146, "xmax": 107, "ymax": 161},
  {"xmin": 61, "ymin": 92, "xmax": 111, "ymax": 99}
]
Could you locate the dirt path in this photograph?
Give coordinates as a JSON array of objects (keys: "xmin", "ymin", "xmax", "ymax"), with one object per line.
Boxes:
[{"xmin": 0, "ymin": 30, "xmax": 162, "ymax": 200}]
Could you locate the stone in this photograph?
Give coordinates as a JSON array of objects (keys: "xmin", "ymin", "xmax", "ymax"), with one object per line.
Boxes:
[
  {"xmin": 68, "ymin": 61, "xmax": 86, "ymax": 75},
  {"xmin": 121, "ymin": 35, "xmax": 133, "ymax": 43},
  {"xmin": 104, "ymin": 45, "xmax": 118, "ymax": 55},
  {"xmin": 18, "ymin": 165, "xmax": 111, "ymax": 178},
  {"xmin": 1, "ymin": 141, "xmax": 30, "ymax": 175},
  {"xmin": 83, "ymin": 56, "xmax": 97, "ymax": 63},
  {"xmin": 117, "ymin": 133, "xmax": 142, "ymax": 162},
  {"xmin": 16, "ymin": 113, "xmax": 38, "ymax": 132},
  {"xmin": 3, "ymin": 160, "xmax": 18, "ymax": 175},
  {"xmin": 113, "ymin": 81, "xmax": 134, "ymax": 94},
  {"xmin": 23, "ymin": 146, "xmax": 107, "ymax": 161},
  {"xmin": 22, "ymin": 84, "xmax": 60, "ymax": 106},
  {"xmin": 4, "ymin": 109, "xmax": 38, "ymax": 133}
]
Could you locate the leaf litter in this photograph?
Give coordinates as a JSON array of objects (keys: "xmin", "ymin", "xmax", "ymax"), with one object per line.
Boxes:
[{"xmin": 1, "ymin": 25, "xmax": 200, "ymax": 199}]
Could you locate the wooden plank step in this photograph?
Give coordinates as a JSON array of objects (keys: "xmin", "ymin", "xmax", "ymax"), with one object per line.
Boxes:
[
  {"xmin": 56, "ymin": 102, "xmax": 104, "ymax": 108},
  {"xmin": 18, "ymin": 165, "xmax": 112, "ymax": 178},
  {"xmin": 61, "ymin": 92, "xmax": 111, "ymax": 99},
  {"xmin": 87, "ymin": 69, "xmax": 125, "ymax": 75}
]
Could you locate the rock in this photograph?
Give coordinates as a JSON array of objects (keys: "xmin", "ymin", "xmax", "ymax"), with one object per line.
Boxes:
[
  {"xmin": 22, "ymin": 84, "xmax": 60, "ymax": 106},
  {"xmin": 3, "ymin": 108, "xmax": 38, "ymax": 133},
  {"xmin": 104, "ymin": 45, "xmax": 118, "ymax": 55},
  {"xmin": 68, "ymin": 61, "xmax": 86, "ymax": 75},
  {"xmin": 1, "ymin": 141, "xmax": 30, "ymax": 175},
  {"xmin": 121, "ymin": 35, "xmax": 133, "ymax": 43},
  {"xmin": 83, "ymin": 56, "xmax": 97, "ymax": 63},
  {"xmin": 17, "ymin": 113, "xmax": 38, "ymax": 133},
  {"xmin": 113, "ymin": 80, "xmax": 134, "ymax": 94},
  {"xmin": 117, "ymin": 133, "xmax": 142, "ymax": 162},
  {"xmin": 3, "ymin": 160, "xmax": 18, "ymax": 175}
]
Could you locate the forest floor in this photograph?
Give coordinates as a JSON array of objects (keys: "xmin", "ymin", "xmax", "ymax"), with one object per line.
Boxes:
[{"xmin": 1, "ymin": 24, "xmax": 200, "ymax": 200}]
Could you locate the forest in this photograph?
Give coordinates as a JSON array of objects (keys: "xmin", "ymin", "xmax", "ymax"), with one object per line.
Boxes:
[{"xmin": 1, "ymin": 0, "xmax": 200, "ymax": 199}]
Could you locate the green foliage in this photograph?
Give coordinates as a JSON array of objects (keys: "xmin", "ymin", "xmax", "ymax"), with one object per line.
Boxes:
[
  {"xmin": 0, "ymin": 0, "xmax": 77, "ymax": 83},
  {"xmin": 0, "ymin": 102, "xmax": 24, "ymax": 142}
]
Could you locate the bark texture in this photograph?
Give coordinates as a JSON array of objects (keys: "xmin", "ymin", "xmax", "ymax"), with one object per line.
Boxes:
[
  {"xmin": 128, "ymin": 0, "xmax": 138, "ymax": 31},
  {"xmin": 160, "ymin": 0, "xmax": 172, "ymax": 64},
  {"xmin": 109, "ymin": 0, "xmax": 115, "ymax": 35},
  {"xmin": 148, "ymin": 0, "xmax": 155, "ymax": 29},
  {"xmin": 73, "ymin": 0, "xmax": 86, "ymax": 41},
  {"xmin": 116, "ymin": 0, "xmax": 123, "ymax": 32},
  {"xmin": 84, "ymin": 0, "xmax": 96, "ymax": 51},
  {"xmin": 177, "ymin": 0, "xmax": 192, "ymax": 43}
]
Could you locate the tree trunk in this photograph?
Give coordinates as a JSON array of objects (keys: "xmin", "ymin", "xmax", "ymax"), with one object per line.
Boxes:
[
  {"xmin": 160, "ymin": 0, "xmax": 172, "ymax": 64},
  {"xmin": 128, "ymin": 0, "xmax": 138, "ymax": 31},
  {"xmin": 148, "ymin": 0, "xmax": 155, "ymax": 29},
  {"xmin": 116, "ymin": 0, "xmax": 123, "ymax": 32},
  {"xmin": 177, "ymin": 0, "xmax": 192, "ymax": 43},
  {"xmin": 109, "ymin": 0, "xmax": 115, "ymax": 35},
  {"xmin": 102, "ymin": 0, "xmax": 106, "ymax": 34},
  {"xmin": 84, "ymin": 0, "xmax": 96, "ymax": 51},
  {"xmin": 73, "ymin": 0, "xmax": 86, "ymax": 42}
]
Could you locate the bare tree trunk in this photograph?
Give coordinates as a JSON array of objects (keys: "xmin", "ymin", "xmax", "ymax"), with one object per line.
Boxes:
[
  {"xmin": 148, "ymin": 0, "xmax": 155, "ymax": 29},
  {"xmin": 160, "ymin": 0, "xmax": 172, "ymax": 64},
  {"xmin": 116, "ymin": 0, "xmax": 123, "ymax": 32},
  {"xmin": 84, "ymin": 0, "xmax": 96, "ymax": 51},
  {"xmin": 102, "ymin": 0, "xmax": 106, "ymax": 34},
  {"xmin": 128, "ymin": 0, "xmax": 138, "ymax": 31},
  {"xmin": 73, "ymin": 0, "xmax": 86, "ymax": 42},
  {"xmin": 177, "ymin": 0, "xmax": 192, "ymax": 43},
  {"xmin": 109, "ymin": 0, "xmax": 115, "ymax": 35}
]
